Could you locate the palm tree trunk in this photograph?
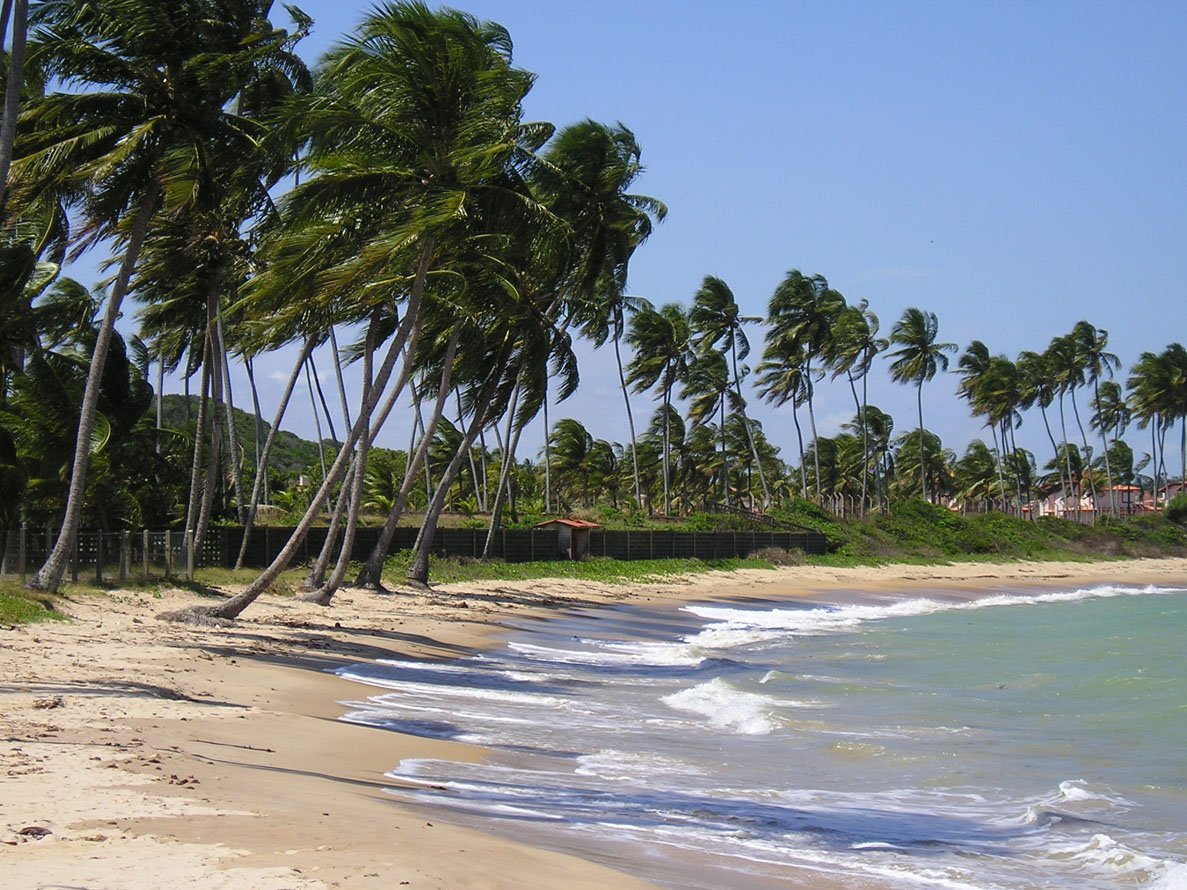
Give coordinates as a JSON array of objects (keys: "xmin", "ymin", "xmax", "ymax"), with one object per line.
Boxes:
[
  {"xmin": 0, "ymin": 0, "xmax": 27, "ymax": 209},
  {"xmin": 244, "ymin": 355, "xmax": 264, "ymax": 495},
  {"xmin": 542, "ymin": 366, "xmax": 552, "ymax": 513},
  {"xmin": 356, "ymin": 330, "xmax": 460, "ymax": 589},
  {"xmin": 217, "ymin": 318, "xmax": 246, "ymax": 523},
  {"xmin": 155, "ymin": 345, "xmax": 164, "ymax": 453},
  {"xmin": 483, "ymin": 382, "xmax": 521, "ymax": 560},
  {"xmin": 792, "ymin": 403, "xmax": 807, "ymax": 499},
  {"xmin": 662, "ymin": 383, "xmax": 672, "ymax": 515},
  {"xmin": 407, "ymin": 356, "xmax": 508, "ymax": 587},
  {"xmin": 305, "ymin": 459, "xmax": 354, "ymax": 590},
  {"xmin": 306, "ymin": 427, "xmax": 370, "ymax": 605},
  {"xmin": 859, "ymin": 373, "xmax": 870, "ymax": 513},
  {"xmin": 191, "ymin": 237, "xmax": 433, "ymax": 620},
  {"xmin": 1069, "ymin": 386, "xmax": 1097, "ymax": 518},
  {"xmin": 235, "ymin": 338, "xmax": 314, "ymax": 569},
  {"xmin": 1057, "ymin": 393, "xmax": 1077, "ymax": 519},
  {"xmin": 805, "ymin": 372, "xmax": 822, "ymax": 502},
  {"xmin": 310, "ymin": 354, "xmax": 338, "ymax": 445},
  {"xmin": 28, "ymin": 178, "xmax": 161, "ymax": 592},
  {"xmin": 916, "ymin": 380, "xmax": 927, "ymax": 502},
  {"xmin": 305, "ymin": 358, "xmax": 327, "ymax": 480},
  {"xmin": 1038, "ymin": 402, "xmax": 1065, "ymax": 510},
  {"xmin": 184, "ymin": 343, "xmax": 211, "ymax": 544},
  {"xmin": 195, "ymin": 286, "xmax": 226, "ymax": 553},
  {"xmin": 989, "ymin": 422, "xmax": 1007, "ymax": 508},
  {"xmin": 1093, "ymin": 378, "xmax": 1116, "ymax": 518},
  {"xmin": 614, "ymin": 334, "xmax": 644, "ymax": 511},
  {"xmin": 328, "ymin": 326, "xmax": 352, "ymax": 432}
]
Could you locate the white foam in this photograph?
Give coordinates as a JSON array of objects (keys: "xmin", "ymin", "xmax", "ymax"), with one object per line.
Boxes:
[
  {"xmin": 575, "ymin": 749, "xmax": 703, "ymax": 781},
  {"xmin": 507, "ymin": 639, "xmax": 705, "ymax": 667},
  {"xmin": 661, "ymin": 678, "xmax": 785, "ymax": 734},
  {"xmin": 680, "ymin": 584, "xmax": 1186, "ymax": 650},
  {"xmin": 1152, "ymin": 863, "xmax": 1187, "ymax": 890}
]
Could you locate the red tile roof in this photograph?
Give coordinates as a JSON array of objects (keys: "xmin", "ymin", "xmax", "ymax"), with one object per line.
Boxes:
[{"xmin": 535, "ymin": 518, "xmax": 602, "ymax": 529}]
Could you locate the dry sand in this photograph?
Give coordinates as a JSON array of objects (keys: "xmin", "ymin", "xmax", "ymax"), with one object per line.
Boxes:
[{"xmin": 3, "ymin": 557, "xmax": 1186, "ymax": 889}]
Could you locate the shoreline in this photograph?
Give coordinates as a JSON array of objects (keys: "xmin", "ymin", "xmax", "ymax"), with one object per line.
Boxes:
[{"xmin": 3, "ymin": 557, "xmax": 1187, "ymax": 888}]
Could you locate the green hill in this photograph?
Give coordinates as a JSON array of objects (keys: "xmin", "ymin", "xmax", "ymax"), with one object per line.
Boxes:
[{"xmin": 159, "ymin": 394, "xmax": 336, "ymax": 478}]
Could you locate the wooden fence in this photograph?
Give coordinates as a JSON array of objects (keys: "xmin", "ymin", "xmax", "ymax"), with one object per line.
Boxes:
[{"xmin": 0, "ymin": 524, "xmax": 828, "ymax": 580}]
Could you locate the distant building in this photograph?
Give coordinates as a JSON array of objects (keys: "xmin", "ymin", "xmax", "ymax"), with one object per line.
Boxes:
[{"xmin": 534, "ymin": 518, "xmax": 601, "ymax": 560}]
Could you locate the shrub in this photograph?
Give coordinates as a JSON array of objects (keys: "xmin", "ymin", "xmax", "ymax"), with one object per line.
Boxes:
[
  {"xmin": 753, "ymin": 546, "xmax": 805, "ymax": 566},
  {"xmin": 1166, "ymin": 493, "xmax": 1187, "ymax": 525}
]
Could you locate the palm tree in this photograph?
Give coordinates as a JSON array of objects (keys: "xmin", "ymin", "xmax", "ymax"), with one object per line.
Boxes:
[
  {"xmin": 824, "ymin": 300, "xmax": 886, "ymax": 512},
  {"xmin": 546, "ymin": 418, "xmax": 595, "ymax": 509},
  {"xmin": 1128, "ymin": 345, "xmax": 1187, "ymax": 499},
  {"xmin": 15, "ymin": 0, "xmax": 308, "ymax": 592},
  {"xmin": 764, "ymin": 270, "xmax": 844, "ymax": 502},
  {"xmin": 887, "ymin": 307, "xmax": 955, "ymax": 502},
  {"xmin": 547, "ymin": 120, "xmax": 666, "ymax": 512},
  {"xmin": 1072, "ymin": 321, "xmax": 1121, "ymax": 514},
  {"xmin": 682, "ymin": 348, "xmax": 733, "ymax": 504},
  {"xmin": 689, "ymin": 276, "xmax": 770, "ymax": 506},
  {"xmin": 189, "ymin": 1, "xmax": 544, "ymax": 615},
  {"xmin": 1045, "ymin": 334, "xmax": 1085, "ymax": 515},
  {"xmin": 1017, "ymin": 349, "xmax": 1066, "ymax": 502},
  {"xmin": 626, "ymin": 302, "xmax": 691, "ymax": 515},
  {"xmin": 0, "ymin": 0, "xmax": 28, "ymax": 207},
  {"xmin": 755, "ymin": 355, "xmax": 810, "ymax": 499}
]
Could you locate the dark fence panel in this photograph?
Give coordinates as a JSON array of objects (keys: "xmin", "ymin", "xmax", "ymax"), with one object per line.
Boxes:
[{"xmin": 1, "ymin": 524, "xmax": 827, "ymax": 576}]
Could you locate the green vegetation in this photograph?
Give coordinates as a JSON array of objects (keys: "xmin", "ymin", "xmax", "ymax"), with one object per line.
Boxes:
[
  {"xmin": 380, "ymin": 553, "xmax": 774, "ymax": 585},
  {"xmin": 1, "ymin": 1, "xmax": 1184, "ymax": 618},
  {"xmin": 0, "ymin": 580, "xmax": 64, "ymax": 624}
]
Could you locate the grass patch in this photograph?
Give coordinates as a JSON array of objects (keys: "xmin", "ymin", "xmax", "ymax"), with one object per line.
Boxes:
[
  {"xmin": 381, "ymin": 552, "xmax": 773, "ymax": 585},
  {"xmin": 0, "ymin": 580, "xmax": 66, "ymax": 625}
]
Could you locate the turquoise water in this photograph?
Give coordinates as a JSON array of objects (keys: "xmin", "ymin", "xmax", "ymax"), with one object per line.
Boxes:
[{"xmin": 337, "ymin": 583, "xmax": 1187, "ymax": 889}]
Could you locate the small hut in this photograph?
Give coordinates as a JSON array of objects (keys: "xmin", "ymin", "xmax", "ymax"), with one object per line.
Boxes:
[{"xmin": 534, "ymin": 518, "xmax": 602, "ymax": 560}]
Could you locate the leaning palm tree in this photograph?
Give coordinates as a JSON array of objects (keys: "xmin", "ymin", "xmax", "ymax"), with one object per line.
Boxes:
[
  {"xmin": 682, "ymin": 348, "xmax": 733, "ymax": 504},
  {"xmin": 764, "ymin": 270, "xmax": 844, "ymax": 502},
  {"xmin": 15, "ymin": 0, "xmax": 308, "ymax": 592},
  {"xmin": 626, "ymin": 302, "xmax": 692, "ymax": 515},
  {"xmin": 825, "ymin": 300, "xmax": 886, "ymax": 512},
  {"xmin": 886, "ymin": 307, "xmax": 955, "ymax": 503},
  {"xmin": 546, "ymin": 121, "xmax": 666, "ymax": 512},
  {"xmin": 1071, "ymin": 321, "xmax": 1121, "ymax": 514},
  {"xmin": 689, "ymin": 275, "xmax": 770, "ymax": 507}
]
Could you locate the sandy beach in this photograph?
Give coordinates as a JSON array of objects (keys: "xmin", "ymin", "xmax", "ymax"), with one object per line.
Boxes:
[{"xmin": 4, "ymin": 557, "xmax": 1187, "ymax": 889}]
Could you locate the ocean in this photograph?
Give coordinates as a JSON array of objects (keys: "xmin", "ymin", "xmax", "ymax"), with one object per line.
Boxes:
[{"xmin": 336, "ymin": 582, "xmax": 1187, "ymax": 889}]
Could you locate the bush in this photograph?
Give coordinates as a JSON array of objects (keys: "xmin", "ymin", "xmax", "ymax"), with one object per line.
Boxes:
[
  {"xmin": 1166, "ymin": 493, "xmax": 1187, "ymax": 525},
  {"xmin": 753, "ymin": 546, "xmax": 805, "ymax": 566}
]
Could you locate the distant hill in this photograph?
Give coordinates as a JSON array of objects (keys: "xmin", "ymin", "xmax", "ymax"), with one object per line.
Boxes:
[{"xmin": 159, "ymin": 394, "xmax": 337, "ymax": 477}]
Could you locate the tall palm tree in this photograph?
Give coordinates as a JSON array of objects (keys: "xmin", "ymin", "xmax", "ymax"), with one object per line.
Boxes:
[
  {"xmin": 764, "ymin": 270, "xmax": 844, "ymax": 502},
  {"xmin": 682, "ymin": 348, "xmax": 733, "ymax": 503},
  {"xmin": 626, "ymin": 302, "xmax": 691, "ymax": 515},
  {"xmin": 824, "ymin": 300, "xmax": 886, "ymax": 512},
  {"xmin": 755, "ymin": 355, "xmax": 810, "ymax": 499},
  {"xmin": 1045, "ymin": 334, "xmax": 1085, "ymax": 514},
  {"xmin": 191, "ymin": 1, "xmax": 544, "ymax": 616},
  {"xmin": 1017, "ymin": 349, "xmax": 1066, "ymax": 502},
  {"xmin": 887, "ymin": 307, "xmax": 955, "ymax": 502},
  {"xmin": 689, "ymin": 276, "xmax": 770, "ymax": 506},
  {"xmin": 1128, "ymin": 344, "xmax": 1187, "ymax": 498},
  {"xmin": 0, "ymin": 0, "xmax": 28, "ymax": 207},
  {"xmin": 15, "ymin": 0, "xmax": 308, "ymax": 592},
  {"xmin": 546, "ymin": 120, "xmax": 666, "ymax": 512},
  {"xmin": 1071, "ymin": 321, "xmax": 1121, "ymax": 514}
]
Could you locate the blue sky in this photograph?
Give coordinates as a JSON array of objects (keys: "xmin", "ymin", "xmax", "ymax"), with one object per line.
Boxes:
[{"xmin": 149, "ymin": 1, "xmax": 1187, "ymax": 471}]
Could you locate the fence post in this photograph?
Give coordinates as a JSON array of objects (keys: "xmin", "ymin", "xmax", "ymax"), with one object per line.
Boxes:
[
  {"xmin": 95, "ymin": 534, "xmax": 103, "ymax": 584},
  {"xmin": 120, "ymin": 531, "xmax": 130, "ymax": 581},
  {"xmin": 18, "ymin": 522, "xmax": 27, "ymax": 580},
  {"xmin": 143, "ymin": 529, "xmax": 150, "ymax": 578},
  {"xmin": 164, "ymin": 530, "xmax": 173, "ymax": 577},
  {"xmin": 185, "ymin": 531, "xmax": 195, "ymax": 581},
  {"xmin": 649, "ymin": 530, "xmax": 654, "ymax": 560}
]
